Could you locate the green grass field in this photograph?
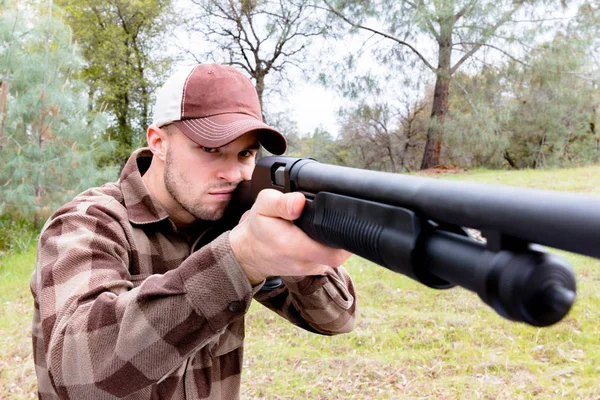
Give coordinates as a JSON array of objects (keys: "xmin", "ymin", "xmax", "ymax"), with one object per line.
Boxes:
[
  {"xmin": 2, "ymin": 166, "xmax": 600, "ymax": 399},
  {"xmin": 0, "ymin": 246, "xmax": 37, "ymax": 398}
]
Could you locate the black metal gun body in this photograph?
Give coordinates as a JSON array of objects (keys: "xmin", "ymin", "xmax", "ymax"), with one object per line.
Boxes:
[{"xmin": 235, "ymin": 156, "xmax": 599, "ymax": 327}]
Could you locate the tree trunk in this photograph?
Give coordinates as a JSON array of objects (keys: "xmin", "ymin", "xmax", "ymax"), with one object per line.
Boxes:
[
  {"xmin": 132, "ymin": 40, "xmax": 148, "ymax": 138},
  {"xmin": 533, "ymin": 131, "xmax": 547, "ymax": 169},
  {"xmin": 0, "ymin": 80, "xmax": 9, "ymax": 150},
  {"xmin": 420, "ymin": 34, "xmax": 452, "ymax": 170},
  {"xmin": 253, "ymin": 72, "xmax": 266, "ymax": 158},
  {"xmin": 386, "ymin": 144, "xmax": 396, "ymax": 172},
  {"xmin": 254, "ymin": 74, "xmax": 266, "ymax": 122},
  {"xmin": 34, "ymin": 108, "xmax": 45, "ymax": 229},
  {"xmin": 503, "ymin": 150, "xmax": 518, "ymax": 169},
  {"xmin": 591, "ymin": 105, "xmax": 598, "ymax": 160},
  {"xmin": 117, "ymin": 91, "xmax": 131, "ymax": 146}
]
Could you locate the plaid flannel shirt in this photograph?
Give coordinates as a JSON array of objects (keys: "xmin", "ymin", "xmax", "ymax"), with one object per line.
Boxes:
[{"xmin": 30, "ymin": 148, "xmax": 357, "ymax": 399}]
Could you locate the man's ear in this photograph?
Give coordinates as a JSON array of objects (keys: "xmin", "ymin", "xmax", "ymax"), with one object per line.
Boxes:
[{"xmin": 147, "ymin": 124, "xmax": 168, "ymax": 162}]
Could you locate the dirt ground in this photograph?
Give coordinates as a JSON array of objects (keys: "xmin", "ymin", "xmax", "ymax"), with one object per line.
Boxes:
[{"xmin": 416, "ymin": 164, "xmax": 467, "ymax": 176}]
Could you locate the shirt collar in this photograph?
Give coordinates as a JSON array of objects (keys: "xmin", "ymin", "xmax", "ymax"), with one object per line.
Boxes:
[{"xmin": 119, "ymin": 148, "xmax": 171, "ymax": 225}]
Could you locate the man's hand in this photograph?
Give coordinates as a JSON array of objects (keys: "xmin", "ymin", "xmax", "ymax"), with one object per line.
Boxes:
[{"xmin": 229, "ymin": 189, "xmax": 352, "ymax": 285}]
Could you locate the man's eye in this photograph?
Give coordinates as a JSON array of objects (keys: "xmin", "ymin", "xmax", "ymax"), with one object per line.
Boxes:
[
  {"xmin": 202, "ymin": 147, "xmax": 218, "ymax": 154},
  {"xmin": 240, "ymin": 150, "xmax": 255, "ymax": 158}
]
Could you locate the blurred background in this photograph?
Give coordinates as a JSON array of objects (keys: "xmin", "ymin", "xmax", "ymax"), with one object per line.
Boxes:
[{"xmin": 0, "ymin": 1, "xmax": 599, "ymax": 398}]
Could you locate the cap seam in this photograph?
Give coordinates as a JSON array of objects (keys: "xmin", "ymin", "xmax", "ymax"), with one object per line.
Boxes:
[
  {"xmin": 180, "ymin": 65, "xmax": 199, "ymax": 119},
  {"xmin": 180, "ymin": 111, "xmax": 259, "ymax": 121},
  {"xmin": 180, "ymin": 119, "xmax": 269, "ymax": 140}
]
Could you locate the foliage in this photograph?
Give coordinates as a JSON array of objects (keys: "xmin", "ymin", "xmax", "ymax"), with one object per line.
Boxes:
[
  {"xmin": 55, "ymin": 0, "xmax": 174, "ymax": 165},
  {"xmin": 334, "ymin": 101, "xmax": 428, "ymax": 171},
  {"xmin": 284, "ymin": 126, "xmax": 346, "ymax": 165},
  {"xmin": 443, "ymin": 69, "xmax": 515, "ymax": 169},
  {"xmin": 276, "ymin": 98, "xmax": 430, "ymax": 172},
  {"xmin": 444, "ymin": 12, "xmax": 599, "ymax": 169},
  {"xmin": 503, "ymin": 37, "xmax": 596, "ymax": 169},
  {"xmin": 0, "ymin": 214, "xmax": 36, "ymax": 254},
  {"xmin": 0, "ymin": 2, "xmax": 117, "ymax": 227},
  {"xmin": 321, "ymin": 0, "xmax": 570, "ymax": 169}
]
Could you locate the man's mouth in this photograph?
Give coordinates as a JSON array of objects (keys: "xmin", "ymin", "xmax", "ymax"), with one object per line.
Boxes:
[{"xmin": 209, "ymin": 188, "xmax": 236, "ymax": 200}]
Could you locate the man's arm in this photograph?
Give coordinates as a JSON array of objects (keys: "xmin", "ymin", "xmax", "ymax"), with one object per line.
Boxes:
[
  {"xmin": 253, "ymin": 268, "xmax": 357, "ymax": 335},
  {"xmin": 33, "ymin": 201, "xmax": 252, "ymax": 398},
  {"xmin": 229, "ymin": 189, "xmax": 357, "ymax": 335}
]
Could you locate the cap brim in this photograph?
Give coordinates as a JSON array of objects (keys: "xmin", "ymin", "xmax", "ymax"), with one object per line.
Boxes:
[{"xmin": 173, "ymin": 114, "xmax": 287, "ymax": 155}]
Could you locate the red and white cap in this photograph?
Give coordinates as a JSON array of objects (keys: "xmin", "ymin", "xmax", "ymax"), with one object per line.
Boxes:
[{"xmin": 152, "ymin": 64, "xmax": 287, "ymax": 155}]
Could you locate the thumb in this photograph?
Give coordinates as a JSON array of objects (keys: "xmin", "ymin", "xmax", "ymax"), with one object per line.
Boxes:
[
  {"xmin": 254, "ymin": 189, "xmax": 306, "ymax": 221},
  {"xmin": 238, "ymin": 209, "xmax": 251, "ymax": 224}
]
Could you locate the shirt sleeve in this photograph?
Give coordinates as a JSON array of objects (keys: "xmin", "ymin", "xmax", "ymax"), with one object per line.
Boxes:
[
  {"xmin": 33, "ymin": 203, "xmax": 252, "ymax": 397},
  {"xmin": 252, "ymin": 265, "xmax": 358, "ymax": 335}
]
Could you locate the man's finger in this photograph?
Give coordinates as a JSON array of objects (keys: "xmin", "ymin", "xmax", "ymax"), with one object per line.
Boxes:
[
  {"xmin": 278, "ymin": 229, "xmax": 352, "ymax": 267},
  {"xmin": 253, "ymin": 189, "xmax": 306, "ymax": 221},
  {"xmin": 249, "ymin": 189, "xmax": 353, "ymax": 267}
]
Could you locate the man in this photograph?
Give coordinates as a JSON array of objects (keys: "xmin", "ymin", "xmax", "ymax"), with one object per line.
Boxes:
[{"xmin": 31, "ymin": 63, "xmax": 357, "ymax": 399}]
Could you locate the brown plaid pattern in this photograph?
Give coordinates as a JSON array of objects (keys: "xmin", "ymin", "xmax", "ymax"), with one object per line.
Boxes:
[{"xmin": 31, "ymin": 148, "xmax": 357, "ymax": 399}]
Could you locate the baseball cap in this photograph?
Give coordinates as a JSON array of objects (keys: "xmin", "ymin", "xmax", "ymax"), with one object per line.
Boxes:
[{"xmin": 152, "ymin": 63, "xmax": 287, "ymax": 155}]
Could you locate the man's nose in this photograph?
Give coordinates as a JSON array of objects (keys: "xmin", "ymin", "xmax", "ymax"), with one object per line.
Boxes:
[{"xmin": 217, "ymin": 158, "xmax": 243, "ymax": 182}]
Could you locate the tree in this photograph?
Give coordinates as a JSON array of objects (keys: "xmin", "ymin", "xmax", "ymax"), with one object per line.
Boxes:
[
  {"xmin": 443, "ymin": 1, "xmax": 599, "ymax": 169},
  {"xmin": 443, "ymin": 38, "xmax": 597, "ymax": 169},
  {"xmin": 442, "ymin": 67, "xmax": 513, "ymax": 168},
  {"xmin": 183, "ymin": 0, "xmax": 327, "ymax": 122},
  {"xmin": 286, "ymin": 126, "xmax": 345, "ymax": 164},
  {"xmin": 503, "ymin": 40, "xmax": 597, "ymax": 168},
  {"xmin": 334, "ymin": 99, "xmax": 427, "ymax": 171},
  {"xmin": 323, "ymin": 0, "xmax": 568, "ymax": 169},
  {"xmin": 55, "ymin": 0, "xmax": 174, "ymax": 165},
  {"xmin": 573, "ymin": 1, "xmax": 600, "ymax": 159},
  {"xmin": 0, "ymin": 1, "xmax": 116, "ymax": 227}
]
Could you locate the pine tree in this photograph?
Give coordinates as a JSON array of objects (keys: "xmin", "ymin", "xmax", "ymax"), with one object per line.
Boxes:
[
  {"xmin": 0, "ymin": 1, "xmax": 116, "ymax": 228},
  {"xmin": 502, "ymin": 32, "xmax": 596, "ymax": 169}
]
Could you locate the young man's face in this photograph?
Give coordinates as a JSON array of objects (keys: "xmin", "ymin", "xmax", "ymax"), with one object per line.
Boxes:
[{"xmin": 163, "ymin": 126, "xmax": 259, "ymax": 223}]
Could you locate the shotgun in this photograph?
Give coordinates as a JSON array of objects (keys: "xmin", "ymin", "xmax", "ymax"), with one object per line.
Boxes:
[{"xmin": 234, "ymin": 156, "xmax": 598, "ymax": 327}]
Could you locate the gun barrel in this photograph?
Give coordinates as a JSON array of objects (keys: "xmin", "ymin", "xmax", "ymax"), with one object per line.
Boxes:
[
  {"xmin": 289, "ymin": 160, "xmax": 600, "ymax": 259},
  {"xmin": 424, "ymin": 230, "xmax": 576, "ymax": 326}
]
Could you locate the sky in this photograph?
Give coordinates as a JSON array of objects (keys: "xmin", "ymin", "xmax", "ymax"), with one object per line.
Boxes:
[{"xmin": 272, "ymin": 81, "xmax": 343, "ymax": 137}]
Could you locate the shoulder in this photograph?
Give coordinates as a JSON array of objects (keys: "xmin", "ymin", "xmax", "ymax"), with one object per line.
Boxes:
[
  {"xmin": 58, "ymin": 181, "xmax": 125, "ymax": 217},
  {"xmin": 41, "ymin": 182, "xmax": 130, "ymax": 242}
]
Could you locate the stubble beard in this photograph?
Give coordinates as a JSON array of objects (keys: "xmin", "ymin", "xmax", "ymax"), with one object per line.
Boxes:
[{"xmin": 164, "ymin": 150, "xmax": 229, "ymax": 221}]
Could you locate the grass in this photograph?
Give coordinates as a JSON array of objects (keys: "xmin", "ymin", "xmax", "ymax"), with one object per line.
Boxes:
[
  {"xmin": 2, "ymin": 166, "xmax": 600, "ymax": 399},
  {"xmin": 242, "ymin": 253, "xmax": 600, "ymax": 399},
  {"xmin": 439, "ymin": 165, "xmax": 600, "ymax": 195},
  {"xmin": 0, "ymin": 245, "xmax": 37, "ymax": 399},
  {"xmin": 241, "ymin": 166, "xmax": 600, "ymax": 399},
  {"xmin": 0, "ymin": 215, "xmax": 37, "ymax": 256}
]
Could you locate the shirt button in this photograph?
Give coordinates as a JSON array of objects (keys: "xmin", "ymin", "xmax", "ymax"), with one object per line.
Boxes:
[{"xmin": 227, "ymin": 301, "xmax": 242, "ymax": 313}]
